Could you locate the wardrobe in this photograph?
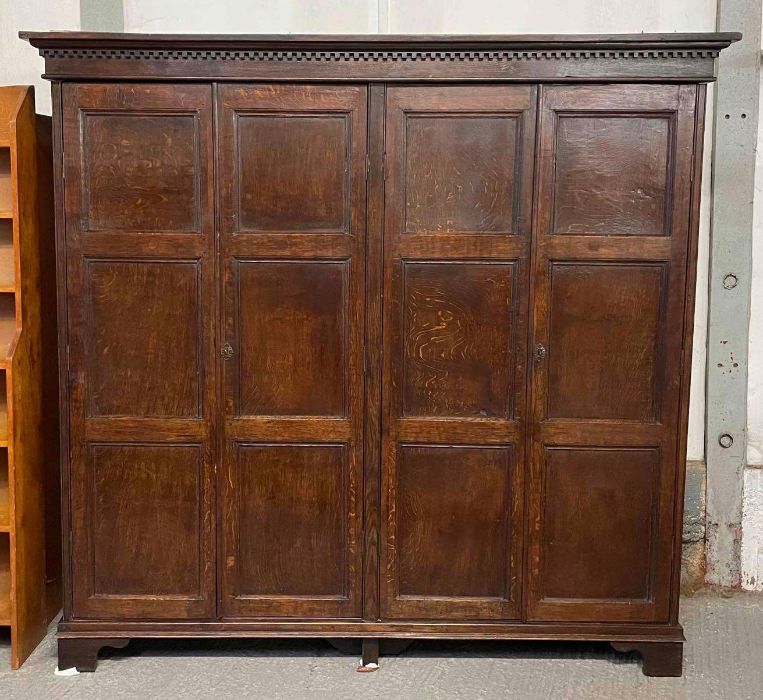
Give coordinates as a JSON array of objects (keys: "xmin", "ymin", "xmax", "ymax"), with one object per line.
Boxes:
[{"xmin": 23, "ymin": 31, "xmax": 738, "ymax": 676}]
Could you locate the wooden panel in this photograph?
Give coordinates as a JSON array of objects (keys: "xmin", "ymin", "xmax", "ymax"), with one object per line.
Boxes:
[
  {"xmin": 85, "ymin": 260, "xmax": 201, "ymax": 418},
  {"xmin": 82, "ymin": 113, "xmax": 199, "ymax": 232},
  {"xmin": 539, "ymin": 448, "xmax": 659, "ymax": 601},
  {"xmin": 402, "ymin": 261, "xmax": 515, "ymax": 418},
  {"xmin": 381, "ymin": 86, "xmax": 536, "ymax": 622},
  {"xmin": 218, "ymin": 84, "xmax": 366, "ymax": 620},
  {"xmin": 88, "ymin": 444, "xmax": 203, "ymax": 597},
  {"xmin": 552, "ymin": 116, "xmax": 670, "ymax": 235},
  {"xmin": 62, "ymin": 83, "xmax": 216, "ymax": 621},
  {"xmin": 235, "ymin": 260, "xmax": 347, "ymax": 417},
  {"xmin": 234, "ymin": 444, "xmax": 347, "ymax": 597},
  {"xmin": 527, "ymin": 85, "xmax": 699, "ymax": 625},
  {"xmin": 404, "ymin": 116, "xmax": 518, "ymax": 234},
  {"xmin": 70, "ymin": 442, "xmax": 214, "ymax": 619},
  {"xmin": 396, "ymin": 445, "xmax": 511, "ymax": 598},
  {"xmin": 546, "ymin": 263, "xmax": 665, "ymax": 421},
  {"xmin": 236, "ymin": 114, "xmax": 348, "ymax": 233}
]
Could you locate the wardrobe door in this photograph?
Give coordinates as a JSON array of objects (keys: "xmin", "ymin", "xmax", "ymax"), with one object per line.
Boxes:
[
  {"xmin": 217, "ymin": 85, "xmax": 367, "ymax": 618},
  {"xmin": 527, "ymin": 85, "xmax": 700, "ymax": 622},
  {"xmin": 380, "ymin": 86, "xmax": 536, "ymax": 620},
  {"xmin": 62, "ymin": 84, "xmax": 216, "ymax": 619}
]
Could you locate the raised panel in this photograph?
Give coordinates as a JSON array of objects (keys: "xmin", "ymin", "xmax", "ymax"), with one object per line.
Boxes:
[
  {"xmin": 236, "ymin": 260, "xmax": 347, "ymax": 417},
  {"xmin": 402, "ymin": 262, "xmax": 514, "ymax": 418},
  {"xmin": 404, "ymin": 115, "xmax": 519, "ymax": 234},
  {"xmin": 552, "ymin": 115, "xmax": 671, "ymax": 235},
  {"xmin": 395, "ymin": 445, "xmax": 511, "ymax": 598},
  {"xmin": 83, "ymin": 113, "xmax": 199, "ymax": 232},
  {"xmin": 85, "ymin": 260, "xmax": 201, "ymax": 418},
  {"xmin": 234, "ymin": 444, "xmax": 348, "ymax": 597},
  {"xmin": 236, "ymin": 114, "xmax": 348, "ymax": 233},
  {"xmin": 547, "ymin": 263, "xmax": 665, "ymax": 421},
  {"xmin": 539, "ymin": 447, "xmax": 659, "ymax": 601},
  {"xmin": 89, "ymin": 444, "xmax": 203, "ymax": 597}
]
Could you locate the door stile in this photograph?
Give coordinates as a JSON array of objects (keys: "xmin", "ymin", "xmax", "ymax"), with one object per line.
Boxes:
[{"xmin": 362, "ymin": 83, "xmax": 387, "ymax": 622}]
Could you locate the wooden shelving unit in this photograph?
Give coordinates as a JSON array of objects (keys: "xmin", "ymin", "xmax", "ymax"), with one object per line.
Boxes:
[{"xmin": 0, "ymin": 85, "xmax": 60, "ymax": 669}]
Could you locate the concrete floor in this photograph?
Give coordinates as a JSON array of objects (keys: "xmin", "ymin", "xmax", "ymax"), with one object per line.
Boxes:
[{"xmin": 0, "ymin": 591, "xmax": 761, "ymax": 699}]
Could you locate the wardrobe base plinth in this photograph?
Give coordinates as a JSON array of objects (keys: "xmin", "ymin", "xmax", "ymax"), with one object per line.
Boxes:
[{"xmin": 611, "ymin": 641, "xmax": 683, "ymax": 677}]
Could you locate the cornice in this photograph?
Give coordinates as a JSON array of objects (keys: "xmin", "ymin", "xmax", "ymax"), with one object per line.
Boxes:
[{"xmin": 20, "ymin": 32, "xmax": 741, "ymax": 83}]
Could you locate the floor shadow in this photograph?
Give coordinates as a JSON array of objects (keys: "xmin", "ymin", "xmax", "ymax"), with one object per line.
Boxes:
[{"xmin": 101, "ymin": 636, "xmax": 641, "ymax": 669}]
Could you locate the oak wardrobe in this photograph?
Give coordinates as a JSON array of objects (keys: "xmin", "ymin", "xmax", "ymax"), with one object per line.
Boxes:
[{"xmin": 23, "ymin": 31, "xmax": 738, "ymax": 676}]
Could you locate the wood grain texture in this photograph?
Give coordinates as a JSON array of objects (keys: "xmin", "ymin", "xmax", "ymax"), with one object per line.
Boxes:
[
  {"xmin": 237, "ymin": 114, "xmax": 348, "ymax": 232},
  {"xmin": 82, "ymin": 113, "xmax": 199, "ymax": 232},
  {"xmin": 62, "ymin": 83, "xmax": 216, "ymax": 621},
  {"xmin": 234, "ymin": 444, "xmax": 347, "ymax": 599},
  {"xmin": 552, "ymin": 115, "xmax": 670, "ymax": 235},
  {"xmin": 539, "ymin": 448, "xmax": 659, "ymax": 600},
  {"xmin": 397, "ymin": 446, "xmax": 511, "ymax": 599},
  {"xmin": 35, "ymin": 35, "xmax": 723, "ymax": 677},
  {"xmin": 402, "ymin": 262, "xmax": 515, "ymax": 418},
  {"xmin": 85, "ymin": 260, "xmax": 201, "ymax": 418},
  {"xmin": 235, "ymin": 260, "xmax": 347, "ymax": 417},
  {"xmin": 546, "ymin": 262, "xmax": 665, "ymax": 421},
  {"xmin": 527, "ymin": 84, "xmax": 698, "ymax": 625},
  {"xmin": 404, "ymin": 115, "xmax": 518, "ymax": 233},
  {"xmin": 217, "ymin": 84, "xmax": 366, "ymax": 620},
  {"xmin": 381, "ymin": 86, "xmax": 535, "ymax": 622},
  {"xmin": 89, "ymin": 444, "xmax": 203, "ymax": 597},
  {"xmin": 0, "ymin": 85, "xmax": 60, "ymax": 668}
]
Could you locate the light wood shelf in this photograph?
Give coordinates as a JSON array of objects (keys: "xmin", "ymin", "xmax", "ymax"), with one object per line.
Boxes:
[{"xmin": 0, "ymin": 86, "xmax": 60, "ymax": 668}]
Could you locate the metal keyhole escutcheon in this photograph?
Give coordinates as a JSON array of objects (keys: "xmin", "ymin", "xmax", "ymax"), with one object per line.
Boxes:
[
  {"xmin": 535, "ymin": 343, "xmax": 547, "ymax": 362},
  {"xmin": 221, "ymin": 342, "xmax": 234, "ymax": 361}
]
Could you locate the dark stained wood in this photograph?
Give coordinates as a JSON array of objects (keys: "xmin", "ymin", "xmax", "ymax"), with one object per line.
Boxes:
[
  {"xmin": 611, "ymin": 641, "xmax": 683, "ymax": 677},
  {"xmin": 381, "ymin": 85, "xmax": 536, "ymax": 621},
  {"xmin": 234, "ymin": 444, "xmax": 346, "ymax": 599},
  {"xmin": 237, "ymin": 114, "xmax": 348, "ymax": 232},
  {"xmin": 22, "ymin": 32, "xmax": 740, "ymax": 83},
  {"xmin": 552, "ymin": 116, "xmax": 670, "ymax": 235},
  {"xmin": 88, "ymin": 445, "xmax": 204, "ymax": 597},
  {"xmin": 402, "ymin": 263, "xmax": 515, "ymax": 418},
  {"xmin": 217, "ymin": 84, "xmax": 366, "ymax": 619},
  {"xmin": 82, "ymin": 113, "xmax": 199, "ymax": 232},
  {"xmin": 85, "ymin": 260, "xmax": 202, "ymax": 418},
  {"xmin": 396, "ymin": 446, "xmax": 512, "ymax": 600},
  {"xmin": 27, "ymin": 32, "xmax": 730, "ymax": 678},
  {"xmin": 526, "ymin": 84, "xmax": 699, "ymax": 624},
  {"xmin": 361, "ymin": 638, "xmax": 379, "ymax": 667},
  {"xmin": 362, "ymin": 84, "xmax": 386, "ymax": 622},
  {"xmin": 546, "ymin": 263, "xmax": 665, "ymax": 420},
  {"xmin": 235, "ymin": 261, "xmax": 346, "ymax": 416},
  {"xmin": 62, "ymin": 83, "xmax": 216, "ymax": 620},
  {"xmin": 58, "ymin": 637, "xmax": 130, "ymax": 673},
  {"xmin": 539, "ymin": 448, "xmax": 660, "ymax": 601}
]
